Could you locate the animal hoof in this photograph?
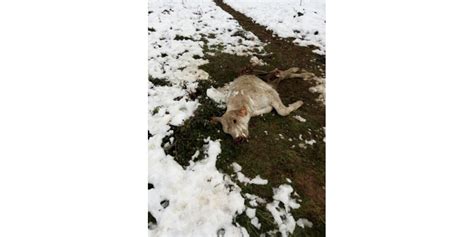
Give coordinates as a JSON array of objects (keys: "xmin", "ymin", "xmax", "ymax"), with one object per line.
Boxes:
[{"xmin": 293, "ymin": 100, "xmax": 304, "ymax": 108}]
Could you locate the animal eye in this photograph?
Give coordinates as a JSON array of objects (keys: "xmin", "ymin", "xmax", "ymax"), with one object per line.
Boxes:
[{"xmin": 233, "ymin": 119, "xmax": 237, "ymax": 124}]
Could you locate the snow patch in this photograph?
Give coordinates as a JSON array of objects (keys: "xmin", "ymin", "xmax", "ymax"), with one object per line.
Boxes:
[
  {"xmin": 224, "ymin": 0, "xmax": 326, "ymax": 54},
  {"xmin": 305, "ymin": 139, "xmax": 316, "ymax": 145},
  {"xmin": 293, "ymin": 115, "xmax": 307, "ymax": 122},
  {"xmin": 249, "ymin": 175, "xmax": 269, "ymax": 185},
  {"xmin": 266, "ymin": 184, "xmax": 302, "ymax": 237},
  {"xmin": 251, "ymin": 217, "xmax": 261, "ymax": 229},
  {"xmin": 296, "ymin": 218, "xmax": 314, "ymax": 228},
  {"xmin": 233, "ymin": 164, "xmax": 269, "ymax": 185},
  {"xmin": 206, "ymin": 86, "xmax": 227, "ymax": 108},
  {"xmin": 308, "ymin": 76, "xmax": 325, "ymax": 103},
  {"xmin": 244, "ymin": 193, "xmax": 267, "ymax": 206},
  {"xmin": 149, "ymin": 138, "xmax": 246, "ymax": 237},
  {"xmin": 231, "ymin": 162, "xmax": 243, "ymax": 172},
  {"xmin": 250, "ymin": 56, "xmax": 265, "ymax": 66},
  {"xmin": 245, "ymin": 208, "xmax": 256, "ymax": 218}
]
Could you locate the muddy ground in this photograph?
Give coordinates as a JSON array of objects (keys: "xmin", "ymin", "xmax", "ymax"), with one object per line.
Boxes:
[{"xmin": 153, "ymin": 1, "xmax": 326, "ymax": 236}]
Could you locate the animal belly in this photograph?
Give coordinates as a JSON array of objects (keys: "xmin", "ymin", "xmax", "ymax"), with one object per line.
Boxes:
[{"xmin": 248, "ymin": 94, "xmax": 270, "ymax": 112}]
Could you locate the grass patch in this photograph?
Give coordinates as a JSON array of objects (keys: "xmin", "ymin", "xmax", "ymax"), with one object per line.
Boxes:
[
  {"xmin": 149, "ymin": 75, "xmax": 172, "ymax": 87},
  {"xmin": 165, "ymin": 79, "xmax": 237, "ymax": 167},
  {"xmin": 174, "ymin": 35, "xmax": 194, "ymax": 41}
]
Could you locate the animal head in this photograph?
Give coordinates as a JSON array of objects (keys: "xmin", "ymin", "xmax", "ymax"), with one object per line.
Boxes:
[{"xmin": 211, "ymin": 106, "xmax": 250, "ymax": 143}]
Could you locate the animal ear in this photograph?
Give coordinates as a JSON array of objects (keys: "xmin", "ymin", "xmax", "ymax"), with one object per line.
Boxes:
[
  {"xmin": 238, "ymin": 107, "xmax": 248, "ymax": 117},
  {"xmin": 210, "ymin": 116, "xmax": 222, "ymax": 124}
]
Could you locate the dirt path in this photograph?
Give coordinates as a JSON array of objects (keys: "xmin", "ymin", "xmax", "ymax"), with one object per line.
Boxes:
[{"xmin": 214, "ymin": 0, "xmax": 325, "ymax": 77}]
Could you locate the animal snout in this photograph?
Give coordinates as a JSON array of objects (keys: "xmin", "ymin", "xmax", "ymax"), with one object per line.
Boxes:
[{"xmin": 233, "ymin": 136, "xmax": 247, "ymax": 144}]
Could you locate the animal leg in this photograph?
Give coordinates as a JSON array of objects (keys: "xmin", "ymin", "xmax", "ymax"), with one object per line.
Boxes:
[
  {"xmin": 271, "ymin": 96, "xmax": 304, "ymax": 116},
  {"xmin": 287, "ymin": 72, "xmax": 315, "ymax": 80},
  {"xmin": 252, "ymin": 106, "xmax": 273, "ymax": 116}
]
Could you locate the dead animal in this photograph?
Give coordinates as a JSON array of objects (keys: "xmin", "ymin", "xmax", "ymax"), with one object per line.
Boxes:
[{"xmin": 211, "ymin": 67, "xmax": 315, "ymax": 143}]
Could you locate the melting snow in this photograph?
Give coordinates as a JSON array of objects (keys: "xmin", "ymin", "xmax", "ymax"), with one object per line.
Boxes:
[
  {"xmin": 244, "ymin": 193, "xmax": 267, "ymax": 206},
  {"xmin": 293, "ymin": 115, "xmax": 307, "ymax": 122},
  {"xmin": 296, "ymin": 218, "xmax": 314, "ymax": 228},
  {"xmin": 266, "ymin": 184, "xmax": 302, "ymax": 237},
  {"xmin": 249, "ymin": 175, "xmax": 269, "ymax": 185},
  {"xmin": 231, "ymin": 162, "xmax": 243, "ymax": 172},
  {"xmin": 224, "ymin": 0, "xmax": 326, "ymax": 54},
  {"xmin": 206, "ymin": 86, "xmax": 227, "ymax": 108},
  {"xmin": 308, "ymin": 76, "xmax": 326, "ymax": 103},
  {"xmin": 249, "ymin": 56, "xmax": 265, "ymax": 66},
  {"xmin": 149, "ymin": 0, "xmax": 265, "ymax": 86},
  {"xmin": 251, "ymin": 217, "xmax": 261, "ymax": 229},
  {"xmin": 245, "ymin": 208, "xmax": 262, "ymax": 229},
  {"xmin": 149, "ymin": 138, "xmax": 247, "ymax": 236},
  {"xmin": 245, "ymin": 208, "xmax": 256, "ymax": 218},
  {"xmin": 232, "ymin": 162, "xmax": 269, "ymax": 185}
]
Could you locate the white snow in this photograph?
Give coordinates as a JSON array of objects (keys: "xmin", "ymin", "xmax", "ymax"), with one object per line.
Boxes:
[
  {"xmin": 244, "ymin": 193, "xmax": 267, "ymax": 205},
  {"xmin": 305, "ymin": 139, "xmax": 316, "ymax": 145},
  {"xmin": 293, "ymin": 115, "xmax": 307, "ymax": 122},
  {"xmin": 249, "ymin": 175, "xmax": 269, "ymax": 185},
  {"xmin": 233, "ymin": 163, "xmax": 269, "ymax": 185},
  {"xmin": 224, "ymin": 0, "xmax": 326, "ymax": 54},
  {"xmin": 273, "ymin": 184, "xmax": 301, "ymax": 210},
  {"xmin": 148, "ymin": 86, "xmax": 200, "ymax": 129},
  {"xmin": 246, "ymin": 207, "xmax": 261, "ymax": 229},
  {"xmin": 149, "ymin": 138, "xmax": 248, "ymax": 237},
  {"xmin": 191, "ymin": 150, "xmax": 200, "ymax": 160},
  {"xmin": 251, "ymin": 217, "xmax": 262, "ymax": 229},
  {"xmin": 249, "ymin": 200, "xmax": 258, "ymax": 207},
  {"xmin": 231, "ymin": 162, "xmax": 243, "ymax": 172},
  {"xmin": 206, "ymin": 86, "xmax": 227, "ymax": 108},
  {"xmin": 245, "ymin": 208, "xmax": 256, "ymax": 218},
  {"xmin": 308, "ymin": 76, "xmax": 325, "ymax": 103},
  {"xmin": 266, "ymin": 184, "xmax": 303, "ymax": 237},
  {"xmin": 149, "ymin": 0, "xmax": 265, "ymax": 87},
  {"xmin": 296, "ymin": 218, "xmax": 314, "ymax": 228},
  {"xmin": 250, "ymin": 56, "xmax": 265, "ymax": 66},
  {"xmin": 236, "ymin": 171, "xmax": 251, "ymax": 183}
]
